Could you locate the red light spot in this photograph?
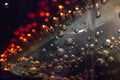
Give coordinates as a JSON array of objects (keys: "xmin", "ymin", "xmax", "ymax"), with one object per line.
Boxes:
[
  {"xmin": 25, "ymin": 27, "xmax": 30, "ymax": 32},
  {"xmin": 38, "ymin": 1, "xmax": 46, "ymax": 8},
  {"xmin": 14, "ymin": 31, "xmax": 19, "ymax": 36},
  {"xmin": 39, "ymin": 11, "xmax": 45, "ymax": 17},
  {"xmin": 32, "ymin": 22, "xmax": 38, "ymax": 27},
  {"xmin": 11, "ymin": 38, "xmax": 17, "ymax": 43},
  {"xmin": 44, "ymin": 7, "xmax": 49, "ymax": 11},
  {"xmin": 52, "ymin": 0, "xmax": 57, "ymax": 2},
  {"xmin": 21, "ymin": 33, "xmax": 25, "ymax": 37},
  {"xmin": 18, "ymin": 27, "xmax": 24, "ymax": 32},
  {"xmin": 26, "ymin": 24, "xmax": 32, "ymax": 28},
  {"xmin": 28, "ymin": 12, "xmax": 35, "ymax": 18}
]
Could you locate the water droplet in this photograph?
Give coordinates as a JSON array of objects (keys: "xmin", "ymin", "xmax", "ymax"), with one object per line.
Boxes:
[
  {"xmin": 94, "ymin": 39, "xmax": 98, "ymax": 44},
  {"xmin": 96, "ymin": 10, "xmax": 101, "ymax": 18},
  {"xmin": 34, "ymin": 61, "xmax": 40, "ymax": 67},
  {"xmin": 56, "ymin": 48, "xmax": 64, "ymax": 57},
  {"xmin": 101, "ymin": 50, "xmax": 110, "ymax": 57},
  {"xmin": 4, "ymin": 2, "xmax": 9, "ymax": 8},
  {"xmin": 63, "ymin": 55, "xmax": 69, "ymax": 60},
  {"xmin": 118, "ymin": 29, "xmax": 120, "ymax": 33},
  {"xmin": 74, "ymin": 28, "xmax": 79, "ymax": 33},
  {"xmin": 65, "ymin": 38, "xmax": 73, "ymax": 46},
  {"xmin": 61, "ymin": 25, "xmax": 67, "ymax": 31},
  {"xmin": 89, "ymin": 44, "xmax": 95, "ymax": 48},
  {"xmin": 107, "ymin": 56, "xmax": 114, "ymax": 62},
  {"xmin": 100, "ymin": 30, "xmax": 103, "ymax": 34},
  {"xmin": 101, "ymin": 0, "xmax": 107, "ymax": 4},
  {"xmin": 95, "ymin": 3, "xmax": 100, "ymax": 10},
  {"xmin": 87, "ymin": 36, "xmax": 92, "ymax": 41},
  {"xmin": 29, "ymin": 67, "xmax": 37, "ymax": 74},
  {"xmin": 55, "ymin": 65, "xmax": 63, "ymax": 73},
  {"xmin": 20, "ymin": 58, "xmax": 28, "ymax": 67},
  {"xmin": 95, "ymin": 31, "xmax": 100, "ymax": 37},
  {"xmin": 96, "ymin": 58, "xmax": 105, "ymax": 65},
  {"xmin": 57, "ymin": 31, "xmax": 64, "ymax": 38},
  {"xmin": 103, "ymin": 39, "xmax": 112, "ymax": 47}
]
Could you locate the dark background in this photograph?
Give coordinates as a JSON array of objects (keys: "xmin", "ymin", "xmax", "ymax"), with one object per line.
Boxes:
[{"xmin": 0, "ymin": 0, "xmax": 38, "ymax": 53}]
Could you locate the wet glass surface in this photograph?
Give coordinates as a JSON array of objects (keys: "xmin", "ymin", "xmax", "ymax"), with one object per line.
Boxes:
[{"xmin": 1, "ymin": 0, "xmax": 120, "ymax": 80}]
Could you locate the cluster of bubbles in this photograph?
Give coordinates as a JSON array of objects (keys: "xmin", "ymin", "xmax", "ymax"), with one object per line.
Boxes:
[{"xmin": 1, "ymin": 0, "xmax": 120, "ymax": 79}]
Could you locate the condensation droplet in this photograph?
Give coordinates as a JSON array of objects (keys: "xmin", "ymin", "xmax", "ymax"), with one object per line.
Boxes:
[
  {"xmin": 65, "ymin": 38, "xmax": 73, "ymax": 46},
  {"xmin": 57, "ymin": 31, "xmax": 64, "ymax": 38},
  {"xmin": 56, "ymin": 48, "xmax": 64, "ymax": 57},
  {"xmin": 4, "ymin": 2, "xmax": 9, "ymax": 8},
  {"xmin": 96, "ymin": 10, "xmax": 101, "ymax": 18},
  {"xmin": 101, "ymin": 0, "xmax": 107, "ymax": 4}
]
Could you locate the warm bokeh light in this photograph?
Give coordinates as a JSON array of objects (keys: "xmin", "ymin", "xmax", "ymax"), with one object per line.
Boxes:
[
  {"xmin": 58, "ymin": 5, "xmax": 64, "ymax": 10},
  {"xmin": 27, "ymin": 33, "xmax": 31, "ymax": 37},
  {"xmin": 53, "ymin": 17, "xmax": 59, "ymax": 21},
  {"xmin": 60, "ymin": 12, "xmax": 65, "ymax": 16},
  {"xmin": 45, "ymin": 12, "xmax": 50, "ymax": 17},
  {"xmin": 32, "ymin": 29, "xmax": 36, "ymax": 33},
  {"xmin": 22, "ymin": 38, "xmax": 27, "ymax": 42}
]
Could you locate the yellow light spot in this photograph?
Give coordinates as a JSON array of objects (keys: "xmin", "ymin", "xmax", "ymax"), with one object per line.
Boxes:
[
  {"xmin": 58, "ymin": 5, "xmax": 64, "ymax": 10},
  {"xmin": 27, "ymin": 33, "xmax": 31, "ymax": 37},
  {"xmin": 60, "ymin": 12, "xmax": 65, "ymax": 16},
  {"xmin": 53, "ymin": 17, "xmax": 59, "ymax": 21}
]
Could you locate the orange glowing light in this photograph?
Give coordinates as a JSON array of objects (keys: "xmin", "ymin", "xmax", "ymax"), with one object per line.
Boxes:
[
  {"xmin": 16, "ymin": 45, "xmax": 20, "ymax": 49},
  {"xmin": 19, "ymin": 36, "xmax": 23, "ymax": 40},
  {"xmin": 45, "ymin": 12, "xmax": 50, "ymax": 17},
  {"xmin": 58, "ymin": 5, "xmax": 64, "ymax": 10},
  {"xmin": 0, "ymin": 58, "xmax": 7, "ymax": 62},
  {"xmin": 23, "ymin": 38, "xmax": 27, "ymax": 42},
  {"xmin": 32, "ymin": 29, "xmax": 36, "ymax": 33},
  {"xmin": 53, "ymin": 17, "xmax": 59, "ymax": 21},
  {"xmin": 3, "ymin": 67, "xmax": 9, "ymax": 71},
  {"xmin": 1, "ymin": 54, "xmax": 6, "ymax": 57}
]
